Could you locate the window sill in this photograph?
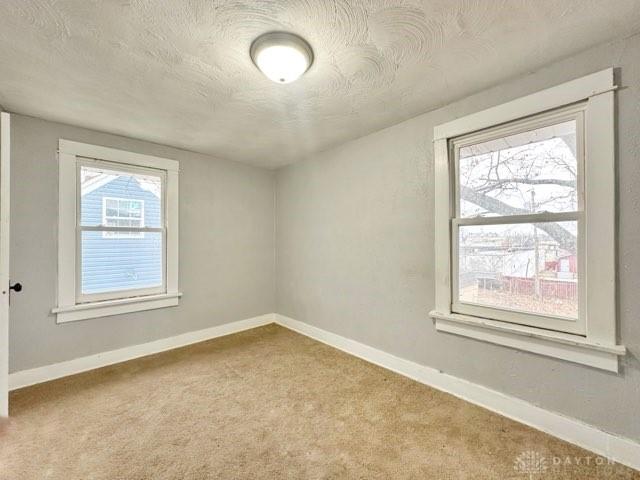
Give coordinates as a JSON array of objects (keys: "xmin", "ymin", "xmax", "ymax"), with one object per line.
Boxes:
[
  {"xmin": 53, "ymin": 292, "xmax": 182, "ymax": 324},
  {"xmin": 429, "ymin": 310, "xmax": 625, "ymax": 372}
]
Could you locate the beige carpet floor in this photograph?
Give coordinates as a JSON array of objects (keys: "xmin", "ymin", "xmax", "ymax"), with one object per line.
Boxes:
[{"xmin": 0, "ymin": 324, "xmax": 637, "ymax": 479}]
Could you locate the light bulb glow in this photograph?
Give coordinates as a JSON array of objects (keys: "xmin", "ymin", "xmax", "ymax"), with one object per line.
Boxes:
[{"xmin": 251, "ymin": 32, "xmax": 313, "ymax": 84}]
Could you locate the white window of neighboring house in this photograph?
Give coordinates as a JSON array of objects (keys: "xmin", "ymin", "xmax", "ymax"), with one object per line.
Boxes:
[
  {"xmin": 54, "ymin": 140, "xmax": 181, "ymax": 323},
  {"xmin": 102, "ymin": 197, "xmax": 145, "ymax": 239},
  {"xmin": 430, "ymin": 69, "xmax": 625, "ymax": 372}
]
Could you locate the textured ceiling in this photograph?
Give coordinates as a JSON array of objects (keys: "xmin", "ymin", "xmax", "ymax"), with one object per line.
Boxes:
[{"xmin": 1, "ymin": 1, "xmax": 640, "ymax": 168}]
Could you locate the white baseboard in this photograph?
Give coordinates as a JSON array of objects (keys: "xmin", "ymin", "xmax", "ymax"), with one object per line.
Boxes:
[
  {"xmin": 274, "ymin": 314, "xmax": 640, "ymax": 472},
  {"xmin": 8, "ymin": 312, "xmax": 639, "ymax": 471},
  {"xmin": 9, "ymin": 313, "xmax": 275, "ymax": 391}
]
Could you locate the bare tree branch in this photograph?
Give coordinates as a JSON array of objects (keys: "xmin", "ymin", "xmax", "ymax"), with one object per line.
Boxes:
[
  {"xmin": 475, "ymin": 178, "xmax": 574, "ymax": 194},
  {"xmin": 460, "ymin": 185, "xmax": 576, "ymax": 250},
  {"xmin": 489, "ymin": 178, "xmax": 573, "ymax": 187}
]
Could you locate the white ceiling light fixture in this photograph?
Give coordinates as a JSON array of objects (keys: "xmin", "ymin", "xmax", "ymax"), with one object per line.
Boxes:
[{"xmin": 250, "ymin": 32, "xmax": 314, "ymax": 84}]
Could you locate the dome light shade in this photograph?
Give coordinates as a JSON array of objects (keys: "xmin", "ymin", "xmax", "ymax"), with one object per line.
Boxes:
[{"xmin": 250, "ymin": 32, "xmax": 313, "ymax": 84}]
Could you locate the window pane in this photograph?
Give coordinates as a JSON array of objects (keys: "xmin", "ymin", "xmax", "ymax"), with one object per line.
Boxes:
[
  {"xmin": 130, "ymin": 202, "xmax": 142, "ymax": 218},
  {"xmin": 80, "ymin": 164, "xmax": 162, "ymax": 228},
  {"xmin": 457, "ymin": 221, "xmax": 578, "ymax": 319},
  {"xmin": 81, "ymin": 231, "xmax": 163, "ymax": 295},
  {"xmin": 458, "ymin": 120, "xmax": 578, "ymax": 217}
]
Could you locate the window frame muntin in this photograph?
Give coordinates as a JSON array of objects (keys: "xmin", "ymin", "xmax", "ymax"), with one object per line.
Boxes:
[{"xmin": 449, "ymin": 105, "xmax": 586, "ymax": 334}]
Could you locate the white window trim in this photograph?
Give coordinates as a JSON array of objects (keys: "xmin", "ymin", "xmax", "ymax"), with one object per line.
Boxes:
[
  {"xmin": 429, "ymin": 68, "xmax": 625, "ymax": 372},
  {"xmin": 102, "ymin": 196, "xmax": 145, "ymax": 239},
  {"xmin": 54, "ymin": 140, "xmax": 181, "ymax": 323}
]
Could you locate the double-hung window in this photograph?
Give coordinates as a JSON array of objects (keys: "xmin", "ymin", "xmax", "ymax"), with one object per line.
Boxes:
[
  {"xmin": 451, "ymin": 105, "xmax": 584, "ymax": 334},
  {"xmin": 430, "ymin": 69, "xmax": 625, "ymax": 371},
  {"xmin": 54, "ymin": 141, "xmax": 180, "ymax": 323}
]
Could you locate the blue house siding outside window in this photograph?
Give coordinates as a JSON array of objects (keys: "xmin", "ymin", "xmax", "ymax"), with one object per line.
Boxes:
[{"xmin": 80, "ymin": 174, "xmax": 163, "ymax": 295}]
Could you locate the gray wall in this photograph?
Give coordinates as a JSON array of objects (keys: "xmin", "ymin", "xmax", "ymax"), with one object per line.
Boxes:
[
  {"xmin": 10, "ymin": 114, "xmax": 275, "ymax": 372},
  {"xmin": 276, "ymin": 34, "xmax": 640, "ymax": 442}
]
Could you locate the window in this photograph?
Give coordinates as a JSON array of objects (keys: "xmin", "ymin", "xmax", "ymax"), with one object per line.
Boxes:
[
  {"xmin": 79, "ymin": 160, "xmax": 163, "ymax": 301},
  {"xmin": 430, "ymin": 69, "xmax": 625, "ymax": 372},
  {"xmin": 54, "ymin": 140, "xmax": 180, "ymax": 323},
  {"xmin": 452, "ymin": 106, "xmax": 584, "ymax": 334},
  {"xmin": 102, "ymin": 197, "xmax": 145, "ymax": 238}
]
